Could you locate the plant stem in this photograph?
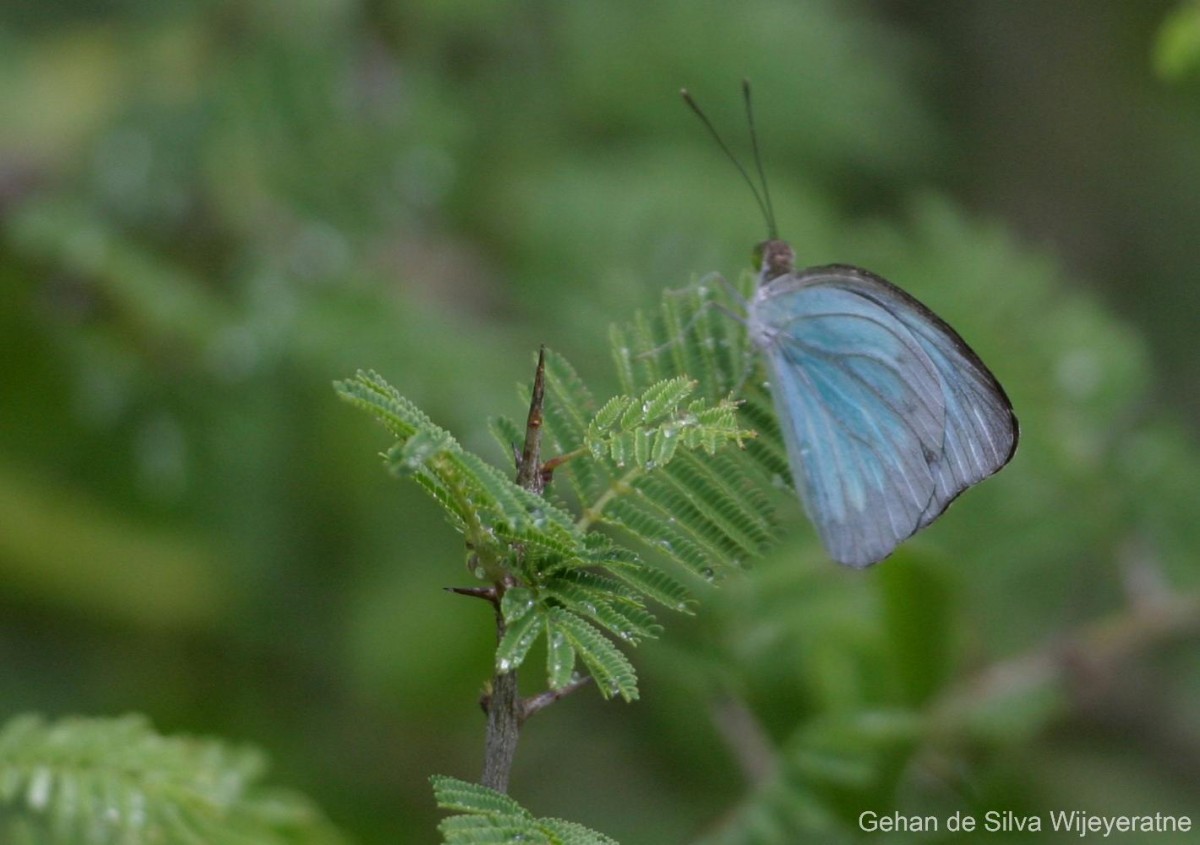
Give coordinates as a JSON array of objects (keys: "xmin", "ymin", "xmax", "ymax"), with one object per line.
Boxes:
[
  {"xmin": 523, "ymin": 675, "xmax": 592, "ymax": 720},
  {"xmin": 480, "ymin": 346, "xmax": 548, "ymax": 793},
  {"xmin": 480, "ymin": 632, "xmax": 521, "ymax": 793}
]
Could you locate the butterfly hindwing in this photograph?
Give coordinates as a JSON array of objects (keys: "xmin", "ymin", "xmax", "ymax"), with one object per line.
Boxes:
[{"xmin": 749, "ymin": 264, "xmax": 1017, "ymax": 567}]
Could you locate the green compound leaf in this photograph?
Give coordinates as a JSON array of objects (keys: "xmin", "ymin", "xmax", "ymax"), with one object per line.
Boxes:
[
  {"xmin": 339, "ymin": 300, "xmax": 769, "ymax": 699},
  {"xmin": 432, "ymin": 776, "xmax": 618, "ymax": 845},
  {"xmin": 547, "ymin": 609, "xmax": 638, "ymax": 702},
  {"xmin": 0, "ymin": 714, "xmax": 347, "ymax": 845}
]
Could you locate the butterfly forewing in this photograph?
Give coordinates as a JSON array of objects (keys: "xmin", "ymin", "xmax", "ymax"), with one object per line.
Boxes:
[{"xmin": 749, "ymin": 264, "xmax": 1017, "ymax": 567}]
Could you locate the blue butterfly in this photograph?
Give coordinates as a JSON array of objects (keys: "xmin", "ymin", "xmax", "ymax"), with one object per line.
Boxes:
[
  {"xmin": 685, "ymin": 84, "xmax": 1018, "ymax": 567},
  {"xmin": 748, "ymin": 240, "xmax": 1018, "ymax": 567}
]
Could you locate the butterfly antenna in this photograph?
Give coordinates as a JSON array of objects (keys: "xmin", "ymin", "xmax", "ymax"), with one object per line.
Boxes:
[
  {"xmin": 681, "ymin": 87, "xmax": 774, "ymax": 238},
  {"xmin": 741, "ymin": 79, "xmax": 778, "ymax": 240}
]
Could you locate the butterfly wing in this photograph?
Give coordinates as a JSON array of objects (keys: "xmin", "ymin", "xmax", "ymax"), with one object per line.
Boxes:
[{"xmin": 749, "ymin": 264, "xmax": 1017, "ymax": 567}]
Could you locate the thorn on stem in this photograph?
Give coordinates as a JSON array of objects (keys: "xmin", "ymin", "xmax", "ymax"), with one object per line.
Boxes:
[
  {"xmin": 515, "ymin": 346, "xmax": 547, "ymax": 495},
  {"xmin": 445, "ymin": 585, "xmax": 499, "ymax": 605}
]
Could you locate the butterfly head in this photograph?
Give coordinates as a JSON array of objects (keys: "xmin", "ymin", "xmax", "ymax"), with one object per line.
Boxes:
[{"xmin": 755, "ymin": 238, "xmax": 795, "ymax": 281}]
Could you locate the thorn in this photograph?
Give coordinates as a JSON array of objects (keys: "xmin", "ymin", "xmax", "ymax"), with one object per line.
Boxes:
[
  {"xmin": 540, "ymin": 452, "xmax": 575, "ymax": 476},
  {"xmin": 515, "ymin": 346, "xmax": 547, "ymax": 494},
  {"xmin": 445, "ymin": 585, "xmax": 499, "ymax": 604}
]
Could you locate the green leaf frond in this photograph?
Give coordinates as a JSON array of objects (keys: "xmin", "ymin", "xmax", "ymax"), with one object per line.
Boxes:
[
  {"xmin": 542, "ymin": 277, "xmax": 787, "ymax": 581},
  {"xmin": 495, "ymin": 599, "xmax": 543, "ymax": 673},
  {"xmin": 431, "ymin": 776, "xmax": 619, "ymax": 845},
  {"xmin": 548, "ymin": 608, "xmax": 639, "ymax": 701},
  {"xmin": 338, "ymin": 369, "xmax": 668, "ymax": 697},
  {"xmin": 0, "ymin": 714, "xmax": 346, "ymax": 845},
  {"xmin": 584, "ymin": 376, "xmax": 746, "ymax": 471},
  {"xmin": 336, "ymin": 370, "xmax": 579, "ymax": 579},
  {"xmin": 543, "ymin": 576, "xmax": 662, "ymax": 644},
  {"xmin": 495, "ymin": 595, "xmax": 644, "ymax": 700},
  {"xmin": 339, "ymin": 275, "xmax": 781, "ymax": 699}
]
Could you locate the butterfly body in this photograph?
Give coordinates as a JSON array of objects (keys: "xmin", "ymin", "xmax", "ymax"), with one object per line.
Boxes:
[{"xmin": 746, "ymin": 239, "xmax": 1018, "ymax": 568}]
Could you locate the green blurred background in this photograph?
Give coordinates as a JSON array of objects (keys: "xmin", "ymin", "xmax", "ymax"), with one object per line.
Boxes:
[{"xmin": 3, "ymin": 1, "xmax": 1200, "ymax": 842}]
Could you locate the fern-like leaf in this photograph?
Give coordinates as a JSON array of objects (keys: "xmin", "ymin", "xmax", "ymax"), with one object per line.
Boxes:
[
  {"xmin": 430, "ymin": 775, "xmax": 529, "ymax": 818},
  {"xmin": 337, "ymin": 369, "xmax": 590, "ymax": 582},
  {"xmin": 547, "ymin": 609, "xmax": 638, "ymax": 702},
  {"xmin": 539, "ymin": 818, "xmax": 621, "ymax": 845},
  {"xmin": 584, "ymin": 377, "xmax": 745, "ymax": 472},
  {"xmin": 603, "ymin": 562, "xmax": 694, "ymax": 614},
  {"xmin": 545, "ymin": 621, "xmax": 578, "ymax": 690},
  {"xmin": 339, "ymin": 303, "xmax": 771, "ymax": 698},
  {"xmin": 0, "ymin": 714, "xmax": 346, "ymax": 845},
  {"xmin": 495, "ymin": 603, "xmax": 543, "ymax": 673},
  {"xmin": 544, "ymin": 277, "xmax": 788, "ymax": 581},
  {"xmin": 542, "ymin": 578, "xmax": 661, "ymax": 644},
  {"xmin": 338, "ymin": 368, "xmax": 670, "ymax": 698},
  {"xmin": 431, "ymin": 776, "xmax": 618, "ymax": 845}
]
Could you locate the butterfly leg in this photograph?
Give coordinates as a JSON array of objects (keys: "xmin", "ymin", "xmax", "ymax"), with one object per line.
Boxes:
[
  {"xmin": 623, "ymin": 277, "xmax": 755, "ymax": 401},
  {"xmin": 664, "ymin": 271, "xmax": 750, "ymax": 308},
  {"xmin": 637, "ymin": 273, "xmax": 748, "ymax": 359}
]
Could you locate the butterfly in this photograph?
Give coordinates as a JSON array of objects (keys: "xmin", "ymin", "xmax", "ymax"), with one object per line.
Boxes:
[{"xmin": 684, "ymin": 83, "xmax": 1019, "ymax": 567}]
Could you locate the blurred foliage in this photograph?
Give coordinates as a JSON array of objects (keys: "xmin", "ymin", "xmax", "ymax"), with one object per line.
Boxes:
[
  {"xmin": 1156, "ymin": 1, "xmax": 1200, "ymax": 80},
  {"xmin": 0, "ymin": 714, "xmax": 347, "ymax": 844},
  {"xmin": 2, "ymin": 1, "xmax": 1200, "ymax": 844}
]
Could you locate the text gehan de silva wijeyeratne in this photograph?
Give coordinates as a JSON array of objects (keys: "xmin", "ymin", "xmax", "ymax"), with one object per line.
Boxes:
[{"xmin": 859, "ymin": 809, "xmax": 1193, "ymax": 837}]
